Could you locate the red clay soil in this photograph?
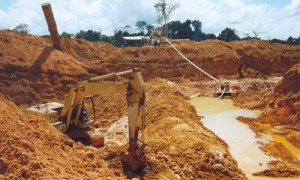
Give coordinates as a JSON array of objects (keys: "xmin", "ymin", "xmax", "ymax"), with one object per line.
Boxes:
[
  {"xmin": 0, "ymin": 94, "xmax": 125, "ymax": 179},
  {"xmin": 275, "ymin": 63, "xmax": 300, "ymax": 93},
  {"xmin": 62, "ymin": 37, "xmax": 300, "ymax": 79},
  {"xmin": 1, "ymin": 30, "xmax": 300, "ymax": 107},
  {"xmin": 237, "ymin": 63, "xmax": 300, "ymax": 129},
  {"xmin": 0, "ymin": 78, "xmax": 246, "ymax": 179},
  {"xmin": 0, "ymin": 30, "xmax": 299, "ymax": 179},
  {"xmin": 143, "ymin": 78, "xmax": 246, "ymax": 179},
  {"xmin": 0, "ymin": 30, "xmax": 91, "ymax": 106}
]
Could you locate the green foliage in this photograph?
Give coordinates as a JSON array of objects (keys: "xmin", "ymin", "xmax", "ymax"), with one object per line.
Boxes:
[
  {"xmin": 168, "ymin": 20, "xmax": 207, "ymax": 40},
  {"xmin": 270, "ymin": 38, "xmax": 285, "ymax": 44},
  {"xmin": 218, "ymin": 27, "xmax": 240, "ymax": 42},
  {"xmin": 75, "ymin": 30, "xmax": 100, "ymax": 42},
  {"xmin": 69, "ymin": 17, "xmax": 298, "ymax": 47},
  {"xmin": 192, "ymin": 20, "xmax": 202, "ymax": 40},
  {"xmin": 61, "ymin": 32, "xmax": 71, "ymax": 38},
  {"xmin": 204, "ymin": 33, "xmax": 217, "ymax": 40},
  {"xmin": 72, "ymin": 29, "xmax": 114, "ymax": 44},
  {"xmin": 135, "ymin": 21, "xmax": 147, "ymax": 33},
  {"xmin": 286, "ymin": 36, "xmax": 300, "ymax": 45},
  {"xmin": 124, "ymin": 25, "xmax": 131, "ymax": 29},
  {"xmin": 146, "ymin": 24, "xmax": 155, "ymax": 35},
  {"xmin": 178, "ymin": 19, "xmax": 193, "ymax": 39},
  {"xmin": 269, "ymin": 37, "xmax": 300, "ymax": 45},
  {"xmin": 13, "ymin": 23, "xmax": 30, "ymax": 34}
]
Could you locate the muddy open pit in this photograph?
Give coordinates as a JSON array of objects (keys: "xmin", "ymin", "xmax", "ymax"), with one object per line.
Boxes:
[{"xmin": 0, "ymin": 30, "xmax": 299, "ymax": 179}]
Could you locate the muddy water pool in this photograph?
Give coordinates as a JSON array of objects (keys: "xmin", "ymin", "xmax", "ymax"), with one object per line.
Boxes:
[{"xmin": 189, "ymin": 97, "xmax": 277, "ymax": 179}]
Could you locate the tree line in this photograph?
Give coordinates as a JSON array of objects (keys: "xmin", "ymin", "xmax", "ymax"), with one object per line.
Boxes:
[{"xmin": 13, "ymin": 21, "xmax": 300, "ymax": 47}]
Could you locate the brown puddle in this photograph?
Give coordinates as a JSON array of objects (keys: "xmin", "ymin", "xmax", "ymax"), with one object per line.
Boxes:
[
  {"xmin": 272, "ymin": 135, "xmax": 300, "ymax": 161},
  {"xmin": 189, "ymin": 97, "xmax": 298, "ymax": 180}
]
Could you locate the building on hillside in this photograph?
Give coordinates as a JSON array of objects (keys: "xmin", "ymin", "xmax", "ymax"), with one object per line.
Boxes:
[{"xmin": 120, "ymin": 36, "xmax": 150, "ymax": 47}]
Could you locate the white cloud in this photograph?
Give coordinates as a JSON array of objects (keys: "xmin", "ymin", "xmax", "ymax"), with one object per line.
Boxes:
[
  {"xmin": 172, "ymin": 0, "xmax": 300, "ymax": 39},
  {"xmin": 0, "ymin": 0, "xmax": 299, "ymax": 39}
]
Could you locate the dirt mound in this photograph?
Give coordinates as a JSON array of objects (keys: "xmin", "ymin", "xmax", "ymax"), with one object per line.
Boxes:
[
  {"xmin": 0, "ymin": 30, "xmax": 91, "ymax": 106},
  {"xmin": 275, "ymin": 63, "xmax": 300, "ymax": 93},
  {"xmin": 143, "ymin": 78, "xmax": 246, "ymax": 179},
  {"xmin": 0, "ymin": 94, "xmax": 122, "ymax": 179}
]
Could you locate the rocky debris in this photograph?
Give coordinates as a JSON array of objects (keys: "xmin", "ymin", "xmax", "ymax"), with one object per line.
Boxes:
[{"xmin": 240, "ymin": 66, "xmax": 266, "ymax": 79}]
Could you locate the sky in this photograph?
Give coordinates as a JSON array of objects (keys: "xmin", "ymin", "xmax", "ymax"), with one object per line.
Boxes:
[{"xmin": 0, "ymin": 0, "xmax": 299, "ymax": 40}]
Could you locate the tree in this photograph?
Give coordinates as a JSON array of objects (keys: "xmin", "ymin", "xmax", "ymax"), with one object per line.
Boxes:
[
  {"xmin": 135, "ymin": 21, "xmax": 147, "ymax": 33},
  {"xmin": 124, "ymin": 25, "xmax": 131, "ymax": 29},
  {"xmin": 242, "ymin": 30, "xmax": 260, "ymax": 40},
  {"xmin": 86, "ymin": 30, "xmax": 100, "ymax": 41},
  {"xmin": 146, "ymin": 24, "xmax": 155, "ymax": 35},
  {"xmin": 192, "ymin": 20, "xmax": 202, "ymax": 41},
  {"xmin": 204, "ymin": 33, "xmax": 217, "ymax": 40},
  {"xmin": 168, "ymin": 19, "xmax": 204, "ymax": 40},
  {"xmin": 176, "ymin": 19, "xmax": 192, "ymax": 39},
  {"xmin": 287, "ymin": 36, "xmax": 294, "ymax": 44},
  {"xmin": 13, "ymin": 23, "xmax": 30, "ymax": 34},
  {"xmin": 154, "ymin": 0, "xmax": 179, "ymax": 37},
  {"xmin": 218, "ymin": 27, "xmax": 240, "ymax": 42},
  {"xmin": 61, "ymin": 32, "xmax": 71, "ymax": 38},
  {"xmin": 75, "ymin": 30, "xmax": 86, "ymax": 38},
  {"xmin": 168, "ymin": 20, "xmax": 182, "ymax": 39},
  {"xmin": 270, "ymin": 38, "xmax": 285, "ymax": 44},
  {"xmin": 75, "ymin": 30, "xmax": 101, "ymax": 41},
  {"xmin": 297, "ymin": 37, "xmax": 300, "ymax": 45}
]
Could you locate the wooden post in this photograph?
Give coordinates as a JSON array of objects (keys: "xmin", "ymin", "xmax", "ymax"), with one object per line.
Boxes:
[{"xmin": 41, "ymin": 3, "xmax": 63, "ymax": 51}]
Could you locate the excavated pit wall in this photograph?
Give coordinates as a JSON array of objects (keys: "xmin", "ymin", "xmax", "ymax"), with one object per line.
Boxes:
[
  {"xmin": 62, "ymin": 38, "xmax": 300, "ymax": 79},
  {"xmin": 1, "ymin": 29, "xmax": 299, "ymax": 106}
]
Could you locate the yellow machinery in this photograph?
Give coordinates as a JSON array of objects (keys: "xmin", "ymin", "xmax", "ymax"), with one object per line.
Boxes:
[{"xmin": 26, "ymin": 68, "xmax": 146, "ymax": 171}]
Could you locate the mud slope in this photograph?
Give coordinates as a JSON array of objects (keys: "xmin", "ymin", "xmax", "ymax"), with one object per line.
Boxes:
[
  {"xmin": 0, "ymin": 30, "xmax": 91, "ymax": 106},
  {"xmin": 143, "ymin": 78, "xmax": 246, "ymax": 179},
  {"xmin": 0, "ymin": 78, "xmax": 246, "ymax": 179},
  {"xmin": 1, "ymin": 30, "xmax": 299, "ymax": 106},
  {"xmin": 237, "ymin": 64, "xmax": 300, "ymax": 177},
  {"xmin": 275, "ymin": 63, "xmax": 300, "ymax": 93},
  {"xmin": 239, "ymin": 63, "xmax": 300, "ymax": 129},
  {"xmin": 0, "ymin": 94, "xmax": 122, "ymax": 179}
]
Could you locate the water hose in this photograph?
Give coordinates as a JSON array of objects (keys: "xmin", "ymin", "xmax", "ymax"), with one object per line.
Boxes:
[{"xmin": 162, "ymin": 37, "xmax": 226, "ymax": 99}]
